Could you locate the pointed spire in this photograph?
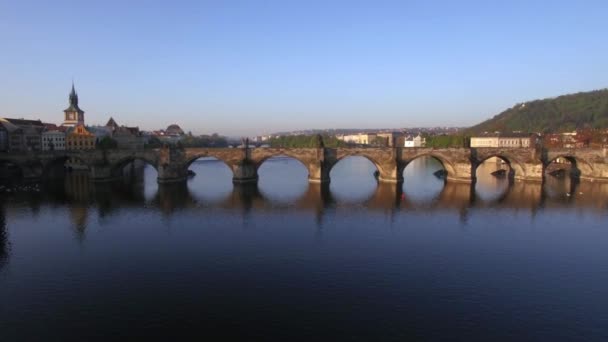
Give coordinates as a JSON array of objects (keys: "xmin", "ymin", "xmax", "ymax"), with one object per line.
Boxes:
[{"xmin": 69, "ymin": 81, "xmax": 78, "ymax": 106}]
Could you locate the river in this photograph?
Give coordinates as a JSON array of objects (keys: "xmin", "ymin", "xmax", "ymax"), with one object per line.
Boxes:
[{"xmin": 1, "ymin": 156, "xmax": 607, "ymax": 341}]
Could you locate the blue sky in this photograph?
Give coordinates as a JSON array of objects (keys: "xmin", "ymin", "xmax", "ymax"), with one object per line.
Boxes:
[{"xmin": 1, "ymin": 0, "xmax": 607, "ymax": 136}]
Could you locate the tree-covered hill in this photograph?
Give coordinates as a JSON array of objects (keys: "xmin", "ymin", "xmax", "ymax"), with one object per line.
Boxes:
[{"xmin": 468, "ymin": 89, "xmax": 608, "ymax": 134}]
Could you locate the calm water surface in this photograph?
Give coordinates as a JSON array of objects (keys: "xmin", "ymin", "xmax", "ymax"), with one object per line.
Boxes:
[{"xmin": 1, "ymin": 156, "xmax": 608, "ymax": 341}]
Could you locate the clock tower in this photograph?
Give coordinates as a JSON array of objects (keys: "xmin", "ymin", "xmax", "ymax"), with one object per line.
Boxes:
[{"xmin": 63, "ymin": 82, "xmax": 85, "ymax": 127}]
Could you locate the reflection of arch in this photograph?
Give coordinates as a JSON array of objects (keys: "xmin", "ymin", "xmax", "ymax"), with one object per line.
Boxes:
[
  {"xmin": 0, "ymin": 160, "xmax": 24, "ymax": 180},
  {"xmin": 545, "ymin": 155, "xmax": 593, "ymax": 179},
  {"xmin": 42, "ymin": 155, "xmax": 89, "ymax": 179},
  {"xmin": 475, "ymin": 154, "xmax": 525, "ymax": 180}
]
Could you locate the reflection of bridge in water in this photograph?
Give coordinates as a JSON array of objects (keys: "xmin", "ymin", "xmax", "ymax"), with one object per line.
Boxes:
[
  {"xmin": 1, "ymin": 173, "xmax": 607, "ymax": 266},
  {"xmin": 2, "ymin": 174, "xmax": 607, "ymax": 223}
]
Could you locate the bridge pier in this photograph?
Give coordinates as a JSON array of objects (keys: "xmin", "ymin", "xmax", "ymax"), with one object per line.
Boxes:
[
  {"xmin": 377, "ymin": 170, "xmax": 404, "ymax": 184},
  {"xmin": 307, "ymin": 162, "xmax": 331, "ymax": 184},
  {"xmin": 232, "ymin": 161, "xmax": 259, "ymax": 184},
  {"xmin": 517, "ymin": 162, "xmax": 544, "ymax": 182},
  {"xmin": 155, "ymin": 162, "xmax": 188, "ymax": 184}
]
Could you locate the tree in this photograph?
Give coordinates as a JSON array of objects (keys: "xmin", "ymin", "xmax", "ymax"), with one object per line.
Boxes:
[
  {"xmin": 144, "ymin": 136, "xmax": 162, "ymax": 149},
  {"xmin": 96, "ymin": 136, "xmax": 118, "ymax": 150}
]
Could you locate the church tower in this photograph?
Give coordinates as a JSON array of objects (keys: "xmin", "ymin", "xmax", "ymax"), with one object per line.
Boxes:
[{"xmin": 63, "ymin": 82, "xmax": 85, "ymax": 127}]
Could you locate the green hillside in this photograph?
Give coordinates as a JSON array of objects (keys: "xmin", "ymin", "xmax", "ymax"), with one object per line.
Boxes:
[{"xmin": 468, "ymin": 89, "xmax": 608, "ymax": 134}]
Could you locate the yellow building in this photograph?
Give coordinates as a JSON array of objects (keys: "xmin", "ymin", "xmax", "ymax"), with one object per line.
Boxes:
[{"xmin": 66, "ymin": 124, "xmax": 95, "ymax": 150}]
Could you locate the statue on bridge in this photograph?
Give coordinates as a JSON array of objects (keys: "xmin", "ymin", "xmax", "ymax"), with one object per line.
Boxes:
[{"xmin": 316, "ymin": 134, "xmax": 325, "ymax": 148}]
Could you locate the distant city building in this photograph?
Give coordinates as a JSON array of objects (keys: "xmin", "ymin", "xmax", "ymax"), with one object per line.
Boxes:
[
  {"xmin": 152, "ymin": 124, "xmax": 186, "ymax": 144},
  {"xmin": 337, "ymin": 133, "xmax": 377, "ymax": 145},
  {"xmin": 42, "ymin": 130, "xmax": 66, "ymax": 150},
  {"xmin": 404, "ymin": 134, "xmax": 426, "ymax": 148},
  {"xmin": 105, "ymin": 117, "xmax": 119, "ymax": 133},
  {"xmin": 470, "ymin": 134, "xmax": 535, "ymax": 148},
  {"xmin": 62, "ymin": 83, "xmax": 85, "ymax": 127},
  {"xmin": 88, "ymin": 125, "xmax": 113, "ymax": 141},
  {"xmin": 376, "ymin": 132, "xmax": 403, "ymax": 147},
  {"xmin": 166, "ymin": 124, "xmax": 184, "ymax": 136},
  {"xmin": 113, "ymin": 126, "xmax": 144, "ymax": 150}
]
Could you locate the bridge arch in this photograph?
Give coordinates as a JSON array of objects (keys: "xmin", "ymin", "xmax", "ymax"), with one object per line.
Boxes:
[
  {"xmin": 330, "ymin": 152, "xmax": 390, "ymax": 181},
  {"xmin": 110, "ymin": 156, "xmax": 159, "ymax": 179},
  {"xmin": 474, "ymin": 154, "xmax": 525, "ymax": 180},
  {"xmin": 184, "ymin": 153, "xmax": 235, "ymax": 173},
  {"xmin": 404, "ymin": 153, "xmax": 458, "ymax": 181},
  {"xmin": 544, "ymin": 155, "xmax": 594, "ymax": 179},
  {"xmin": 255, "ymin": 154, "xmax": 311, "ymax": 176},
  {"xmin": 257, "ymin": 156, "xmax": 311, "ymax": 202},
  {"xmin": 329, "ymin": 155, "xmax": 380, "ymax": 201}
]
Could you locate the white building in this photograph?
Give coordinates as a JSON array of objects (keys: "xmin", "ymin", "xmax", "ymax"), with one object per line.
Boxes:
[
  {"xmin": 470, "ymin": 134, "xmax": 534, "ymax": 148},
  {"xmin": 337, "ymin": 133, "xmax": 376, "ymax": 145},
  {"xmin": 404, "ymin": 134, "xmax": 425, "ymax": 148},
  {"xmin": 42, "ymin": 130, "xmax": 66, "ymax": 151}
]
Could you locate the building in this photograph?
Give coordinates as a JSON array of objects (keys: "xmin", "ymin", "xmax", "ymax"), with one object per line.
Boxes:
[
  {"xmin": 66, "ymin": 125, "xmax": 95, "ymax": 150},
  {"xmin": 404, "ymin": 134, "xmax": 426, "ymax": 148},
  {"xmin": 153, "ymin": 124, "xmax": 186, "ymax": 144},
  {"xmin": 166, "ymin": 124, "xmax": 185, "ymax": 137},
  {"xmin": 42, "ymin": 130, "xmax": 66, "ymax": 150},
  {"xmin": 113, "ymin": 126, "xmax": 144, "ymax": 150},
  {"xmin": 0, "ymin": 118, "xmax": 44, "ymax": 152},
  {"xmin": 105, "ymin": 117, "xmax": 119, "ymax": 134},
  {"xmin": 0, "ymin": 118, "xmax": 19, "ymax": 152},
  {"xmin": 88, "ymin": 125, "xmax": 113, "ymax": 141},
  {"xmin": 62, "ymin": 83, "xmax": 85, "ymax": 127},
  {"xmin": 338, "ymin": 133, "xmax": 377, "ymax": 145},
  {"xmin": 470, "ymin": 134, "xmax": 535, "ymax": 148},
  {"xmin": 101, "ymin": 117, "xmax": 144, "ymax": 150},
  {"xmin": 376, "ymin": 132, "xmax": 404, "ymax": 147}
]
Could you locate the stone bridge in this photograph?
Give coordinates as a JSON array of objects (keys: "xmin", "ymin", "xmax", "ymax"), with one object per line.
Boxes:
[{"xmin": 1, "ymin": 146, "xmax": 607, "ymax": 183}]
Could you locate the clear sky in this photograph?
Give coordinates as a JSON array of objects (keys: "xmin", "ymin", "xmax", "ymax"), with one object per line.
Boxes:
[{"xmin": 1, "ymin": 0, "xmax": 607, "ymax": 136}]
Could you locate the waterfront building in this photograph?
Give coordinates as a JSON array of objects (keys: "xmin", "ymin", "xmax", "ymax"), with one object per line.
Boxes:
[
  {"xmin": 470, "ymin": 134, "xmax": 535, "ymax": 148},
  {"xmin": 42, "ymin": 130, "xmax": 66, "ymax": 150},
  {"xmin": 0, "ymin": 118, "xmax": 44, "ymax": 152},
  {"xmin": 65, "ymin": 124, "xmax": 95, "ymax": 170},
  {"xmin": 0, "ymin": 118, "xmax": 19, "ymax": 152},
  {"xmin": 62, "ymin": 83, "xmax": 85, "ymax": 127},
  {"xmin": 66, "ymin": 125, "xmax": 95, "ymax": 150}
]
